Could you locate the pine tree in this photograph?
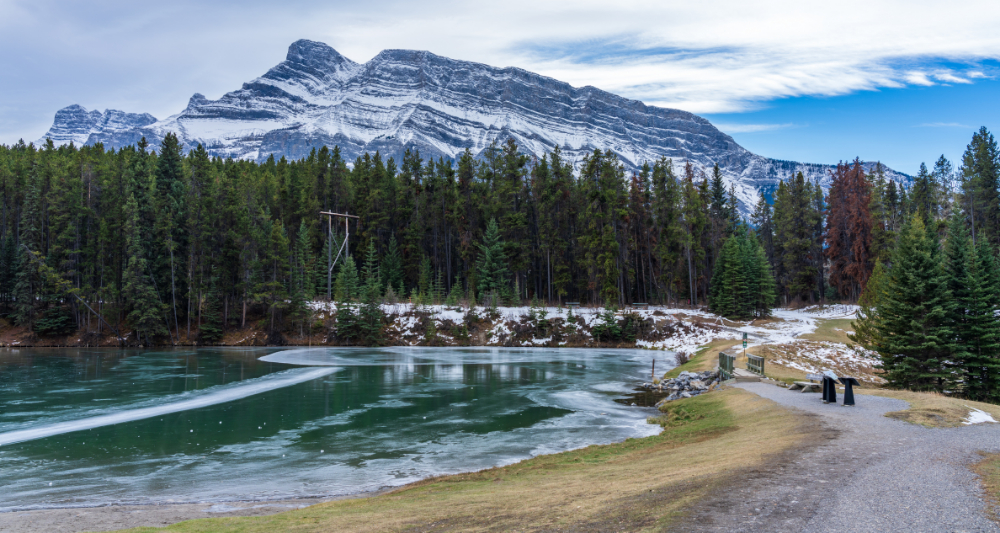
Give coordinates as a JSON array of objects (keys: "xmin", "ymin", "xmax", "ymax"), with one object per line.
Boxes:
[
  {"xmin": 870, "ymin": 218, "xmax": 954, "ymax": 392},
  {"xmin": 476, "ymin": 218, "xmax": 510, "ymax": 297},
  {"xmin": 199, "ymin": 277, "xmax": 224, "ymax": 343},
  {"xmin": 826, "ymin": 159, "xmax": 874, "ymax": 300},
  {"xmin": 0, "ymin": 233, "xmax": 18, "ymax": 310},
  {"xmin": 122, "ymin": 194, "xmax": 167, "ymax": 344},
  {"xmin": 960, "ymin": 233, "xmax": 1000, "ymax": 401},
  {"xmin": 418, "ymin": 254, "xmax": 432, "ymax": 300},
  {"xmin": 708, "ymin": 228, "xmax": 774, "ymax": 319},
  {"xmin": 445, "ymin": 275, "xmax": 462, "ymax": 307},
  {"xmin": 14, "ymin": 167, "xmax": 42, "ymax": 328},
  {"xmin": 356, "ymin": 239, "xmax": 384, "ymax": 345},
  {"xmin": 382, "ymin": 233, "xmax": 404, "ymax": 295},
  {"xmin": 943, "ymin": 213, "xmax": 973, "ymax": 369},
  {"xmin": 960, "ymin": 127, "xmax": 1000, "ymax": 246},
  {"xmin": 360, "ymin": 238, "xmax": 381, "ymax": 300},
  {"xmin": 850, "ymin": 261, "xmax": 887, "ymax": 352},
  {"xmin": 288, "ymin": 221, "xmax": 315, "ymax": 336},
  {"xmin": 334, "ymin": 255, "xmax": 360, "ymax": 302},
  {"xmin": 751, "ymin": 235, "xmax": 777, "ymax": 317}
]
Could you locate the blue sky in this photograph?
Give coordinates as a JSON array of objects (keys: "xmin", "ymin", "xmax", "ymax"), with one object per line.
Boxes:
[
  {"xmin": 706, "ymin": 73, "xmax": 1000, "ymax": 174},
  {"xmin": 1, "ymin": 0, "xmax": 998, "ymax": 175}
]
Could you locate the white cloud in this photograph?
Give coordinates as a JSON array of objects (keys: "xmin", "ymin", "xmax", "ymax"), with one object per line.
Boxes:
[
  {"xmin": 2, "ymin": 0, "xmax": 1000, "ymax": 141},
  {"xmin": 710, "ymin": 123, "xmax": 797, "ymax": 133},
  {"xmin": 917, "ymin": 122, "xmax": 972, "ymax": 128}
]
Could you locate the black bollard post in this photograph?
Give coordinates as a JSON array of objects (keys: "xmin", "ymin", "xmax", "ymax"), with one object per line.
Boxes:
[
  {"xmin": 822, "ymin": 376, "xmax": 838, "ymax": 404},
  {"xmin": 839, "ymin": 377, "xmax": 859, "ymax": 406}
]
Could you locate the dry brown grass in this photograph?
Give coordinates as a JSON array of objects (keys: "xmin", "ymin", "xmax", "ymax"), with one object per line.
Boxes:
[
  {"xmin": 801, "ymin": 318, "xmax": 855, "ymax": 344},
  {"xmin": 861, "ymin": 389, "xmax": 1000, "ymax": 428},
  {"xmin": 120, "ymin": 388, "xmax": 811, "ymax": 533},
  {"xmin": 973, "ymin": 452, "xmax": 1000, "ymax": 523}
]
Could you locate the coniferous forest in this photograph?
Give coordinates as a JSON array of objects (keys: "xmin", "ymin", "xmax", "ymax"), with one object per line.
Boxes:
[{"xmin": 1, "ymin": 127, "xmax": 999, "ymax": 395}]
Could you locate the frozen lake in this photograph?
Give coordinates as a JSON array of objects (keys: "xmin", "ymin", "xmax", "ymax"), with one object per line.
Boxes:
[{"xmin": 0, "ymin": 346, "xmax": 671, "ymax": 511}]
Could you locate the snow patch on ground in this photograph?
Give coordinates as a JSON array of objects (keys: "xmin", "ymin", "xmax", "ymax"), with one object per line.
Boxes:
[{"xmin": 963, "ymin": 407, "xmax": 998, "ymax": 425}]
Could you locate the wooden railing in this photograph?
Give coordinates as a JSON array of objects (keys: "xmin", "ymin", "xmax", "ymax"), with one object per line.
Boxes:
[
  {"xmin": 747, "ymin": 354, "xmax": 765, "ymax": 376},
  {"xmin": 719, "ymin": 352, "xmax": 735, "ymax": 380}
]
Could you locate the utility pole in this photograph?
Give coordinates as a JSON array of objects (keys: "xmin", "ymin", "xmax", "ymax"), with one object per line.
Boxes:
[{"xmin": 320, "ymin": 211, "xmax": 359, "ymax": 300}]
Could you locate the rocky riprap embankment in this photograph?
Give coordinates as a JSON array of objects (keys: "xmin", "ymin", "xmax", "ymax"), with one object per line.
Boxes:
[{"xmin": 641, "ymin": 370, "xmax": 721, "ymax": 406}]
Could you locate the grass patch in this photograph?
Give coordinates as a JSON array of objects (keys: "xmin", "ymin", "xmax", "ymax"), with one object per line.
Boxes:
[
  {"xmin": 973, "ymin": 452, "xmax": 1000, "ymax": 524},
  {"xmin": 862, "ymin": 389, "xmax": 1000, "ymax": 428},
  {"xmin": 801, "ymin": 318, "xmax": 855, "ymax": 344},
  {"xmin": 118, "ymin": 389, "xmax": 809, "ymax": 533}
]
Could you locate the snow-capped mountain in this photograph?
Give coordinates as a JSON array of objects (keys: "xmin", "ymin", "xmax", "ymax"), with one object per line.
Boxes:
[
  {"xmin": 39, "ymin": 105, "xmax": 157, "ymax": 148},
  {"xmin": 38, "ymin": 39, "xmax": 908, "ymax": 214}
]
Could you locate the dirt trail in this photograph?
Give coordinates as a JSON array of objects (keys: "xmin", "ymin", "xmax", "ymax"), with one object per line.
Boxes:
[{"xmin": 680, "ymin": 382, "xmax": 1000, "ymax": 532}]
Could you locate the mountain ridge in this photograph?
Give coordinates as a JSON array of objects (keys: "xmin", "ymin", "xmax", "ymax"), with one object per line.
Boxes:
[{"xmin": 37, "ymin": 39, "xmax": 909, "ymax": 214}]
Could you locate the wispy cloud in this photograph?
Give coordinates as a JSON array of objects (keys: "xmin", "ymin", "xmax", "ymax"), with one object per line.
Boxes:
[
  {"xmin": 3, "ymin": 0, "xmax": 1000, "ymax": 141},
  {"xmin": 712, "ymin": 123, "xmax": 797, "ymax": 133},
  {"xmin": 917, "ymin": 122, "xmax": 972, "ymax": 128}
]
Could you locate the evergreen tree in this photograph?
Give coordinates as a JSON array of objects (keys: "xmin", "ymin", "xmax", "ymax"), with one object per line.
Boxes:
[
  {"xmin": 289, "ymin": 220, "xmax": 315, "ymax": 335},
  {"xmin": 0, "ymin": 233, "xmax": 18, "ymax": 310},
  {"xmin": 360, "ymin": 238, "xmax": 381, "ymax": 300},
  {"xmin": 943, "ymin": 213, "xmax": 973, "ymax": 366},
  {"xmin": 960, "ymin": 127, "xmax": 1000, "ymax": 246},
  {"xmin": 960, "ymin": 233, "xmax": 1000, "ymax": 401},
  {"xmin": 708, "ymin": 228, "xmax": 775, "ymax": 319},
  {"xmin": 199, "ymin": 278, "xmax": 224, "ymax": 343},
  {"xmin": 122, "ymin": 194, "xmax": 167, "ymax": 344},
  {"xmin": 476, "ymin": 218, "xmax": 510, "ymax": 297},
  {"xmin": 14, "ymin": 167, "xmax": 42, "ymax": 328},
  {"xmin": 334, "ymin": 255, "xmax": 360, "ymax": 302},
  {"xmin": 382, "ymin": 233, "xmax": 404, "ymax": 295},
  {"xmin": 850, "ymin": 261, "xmax": 887, "ymax": 352},
  {"xmin": 869, "ymin": 218, "xmax": 954, "ymax": 392},
  {"xmin": 350, "ymin": 239, "xmax": 384, "ymax": 345}
]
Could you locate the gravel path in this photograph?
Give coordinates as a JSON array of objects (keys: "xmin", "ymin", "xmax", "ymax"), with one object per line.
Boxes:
[{"xmin": 681, "ymin": 382, "xmax": 1000, "ymax": 532}]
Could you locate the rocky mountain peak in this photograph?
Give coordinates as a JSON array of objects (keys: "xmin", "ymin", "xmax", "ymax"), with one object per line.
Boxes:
[
  {"xmin": 187, "ymin": 93, "xmax": 209, "ymax": 108},
  {"xmin": 285, "ymin": 39, "xmax": 356, "ymax": 71},
  {"xmin": 37, "ymin": 38, "xmax": 909, "ymax": 216}
]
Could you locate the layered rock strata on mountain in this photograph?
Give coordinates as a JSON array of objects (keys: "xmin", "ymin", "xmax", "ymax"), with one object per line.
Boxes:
[{"xmin": 38, "ymin": 39, "xmax": 909, "ymax": 214}]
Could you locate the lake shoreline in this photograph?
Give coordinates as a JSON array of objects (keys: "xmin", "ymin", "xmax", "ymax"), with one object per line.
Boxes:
[{"xmin": 0, "ymin": 304, "xmax": 724, "ymax": 354}]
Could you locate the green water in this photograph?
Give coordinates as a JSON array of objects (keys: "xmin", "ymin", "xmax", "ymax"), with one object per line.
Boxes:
[{"xmin": 0, "ymin": 346, "xmax": 669, "ymax": 510}]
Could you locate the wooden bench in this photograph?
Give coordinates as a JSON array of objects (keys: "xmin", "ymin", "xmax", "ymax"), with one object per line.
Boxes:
[
  {"xmin": 788, "ymin": 381, "xmax": 822, "ymax": 393},
  {"xmin": 631, "ymin": 303, "xmax": 649, "ymax": 310},
  {"xmin": 565, "ymin": 302, "xmax": 581, "ymax": 309}
]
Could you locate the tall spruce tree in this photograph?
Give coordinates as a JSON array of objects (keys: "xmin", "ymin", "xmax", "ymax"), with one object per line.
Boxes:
[
  {"xmin": 476, "ymin": 218, "xmax": 510, "ymax": 298},
  {"xmin": 381, "ymin": 233, "xmax": 404, "ymax": 295},
  {"xmin": 870, "ymin": 218, "xmax": 955, "ymax": 392},
  {"xmin": 960, "ymin": 233, "xmax": 1000, "ymax": 401},
  {"xmin": 709, "ymin": 227, "xmax": 775, "ymax": 319},
  {"xmin": 122, "ymin": 194, "xmax": 167, "ymax": 344},
  {"xmin": 960, "ymin": 127, "xmax": 1000, "ymax": 245},
  {"xmin": 334, "ymin": 255, "xmax": 360, "ymax": 302}
]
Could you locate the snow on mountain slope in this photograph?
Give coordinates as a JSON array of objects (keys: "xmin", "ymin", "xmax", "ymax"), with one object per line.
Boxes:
[{"xmin": 37, "ymin": 39, "xmax": 909, "ymax": 215}]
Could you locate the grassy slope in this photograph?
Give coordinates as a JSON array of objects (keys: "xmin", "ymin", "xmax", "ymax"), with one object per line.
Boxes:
[
  {"xmin": 861, "ymin": 389, "xmax": 1000, "ymax": 428},
  {"xmin": 801, "ymin": 318, "xmax": 855, "ymax": 344},
  {"xmin": 120, "ymin": 389, "xmax": 810, "ymax": 533}
]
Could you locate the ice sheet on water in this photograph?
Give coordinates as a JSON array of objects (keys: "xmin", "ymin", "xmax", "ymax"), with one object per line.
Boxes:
[{"xmin": 0, "ymin": 367, "xmax": 338, "ymax": 447}]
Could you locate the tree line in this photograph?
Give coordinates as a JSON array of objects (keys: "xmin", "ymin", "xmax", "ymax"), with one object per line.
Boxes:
[
  {"xmin": 0, "ymin": 127, "xmax": 989, "ymax": 347},
  {"xmin": 850, "ymin": 127, "xmax": 1000, "ymax": 401}
]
